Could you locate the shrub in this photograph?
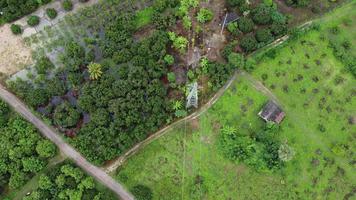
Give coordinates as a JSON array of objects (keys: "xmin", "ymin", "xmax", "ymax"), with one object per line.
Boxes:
[
  {"xmin": 196, "ymin": 8, "xmax": 214, "ymax": 23},
  {"xmin": 10, "ymin": 24, "xmax": 22, "ymax": 35},
  {"xmin": 251, "ymin": 4, "xmax": 273, "ymax": 25},
  {"xmin": 53, "ymin": 102, "xmax": 81, "ymax": 128},
  {"xmin": 255, "ymin": 28, "xmax": 274, "ymax": 43},
  {"xmin": 130, "ymin": 185, "xmax": 153, "ymax": 200},
  {"xmin": 62, "ymin": 0, "xmax": 73, "ymax": 11},
  {"xmin": 228, "ymin": 52, "xmax": 244, "ymax": 68},
  {"xmin": 237, "ymin": 17, "xmax": 254, "ymax": 33},
  {"xmin": 46, "ymin": 8, "xmax": 57, "ymax": 19},
  {"xmin": 240, "ymin": 35, "xmax": 258, "ymax": 52},
  {"xmin": 27, "ymin": 15, "xmax": 40, "ymax": 27},
  {"xmin": 164, "ymin": 54, "xmax": 175, "ymax": 65},
  {"xmin": 222, "ymin": 40, "xmax": 238, "ymax": 59},
  {"xmin": 270, "ymin": 23, "xmax": 288, "ymax": 36},
  {"xmin": 227, "ymin": 22, "xmax": 240, "ymax": 36},
  {"xmin": 35, "ymin": 57, "xmax": 55, "ymax": 74}
]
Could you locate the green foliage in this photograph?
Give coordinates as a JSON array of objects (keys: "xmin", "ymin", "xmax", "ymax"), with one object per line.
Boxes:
[
  {"xmin": 278, "ymin": 143, "xmax": 295, "ymax": 162},
  {"xmin": 227, "ymin": 22, "xmax": 239, "ymax": 36},
  {"xmin": 167, "ymin": 72, "xmax": 176, "ymax": 85},
  {"xmin": 196, "ymin": 8, "xmax": 214, "ymax": 23},
  {"xmin": 36, "ymin": 140, "xmax": 57, "ymax": 158},
  {"xmin": 222, "ymin": 40, "xmax": 238, "ymax": 59},
  {"xmin": 251, "ymin": 4, "xmax": 273, "ymax": 25},
  {"xmin": 0, "ymin": 0, "xmax": 51, "ymax": 23},
  {"xmin": 10, "ymin": 24, "xmax": 22, "ymax": 35},
  {"xmin": 53, "ymin": 102, "xmax": 81, "ymax": 128},
  {"xmin": 237, "ymin": 17, "xmax": 254, "ymax": 33},
  {"xmin": 35, "ymin": 57, "xmax": 55, "ymax": 74},
  {"xmin": 29, "ymin": 162, "xmax": 117, "ymax": 199},
  {"xmin": 27, "ymin": 15, "xmax": 40, "ymax": 27},
  {"xmin": 228, "ymin": 52, "xmax": 244, "ymax": 68},
  {"xmin": 130, "ymin": 184, "xmax": 153, "ymax": 200},
  {"xmin": 255, "ymin": 28, "xmax": 274, "ymax": 43},
  {"xmin": 164, "ymin": 54, "xmax": 175, "ymax": 65},
  {"xmin": 46, "ymin": 8, "xmax": 57, "ymax": 19},
  {"xmin": 88, "ymin": 62, "xmax": 103, "ymax": 80},
  {"xmin": 207, "ymin": 61, "xmax": 235, "ymax": 91},
  {"xmin": 0, "ymin": 114, "xmax": 56, "ymax": 190},
  {"xmin": 285, "ymin": 0, "xmax": 310, "ymax": 7},
  {"xmin": 240, "ymin": 35, "xmax": 258, "ymax": 52},
  {"xmin": 270, "ymin": 23, "xmax": 288, "ymax": 36},
  {"xmin": 62, "ymin": 0, "xmax": 73, "ymax": 11},
  {"xmin": 182, "ymin": 15, "xmax": 192, "ymax": 30},
  {"xmin": 168, "ymin": 32, "xmax": 189, "ymax": 53}
]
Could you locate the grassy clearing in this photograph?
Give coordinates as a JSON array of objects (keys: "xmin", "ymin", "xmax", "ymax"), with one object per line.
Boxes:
[
  {"xmin": 134, "ymin": 7, "xmax": 154, "ymax": 29},
  {"xmin": 250, "ymin": 2, "xmax": 356, "ymax": 199},
  {"xmin": 116, "ymin": 2, "xmax": 356, "ymax": 199},
  {"xmin": 116, "ymin": 77, "xmax": 296, "ymax": 200}
]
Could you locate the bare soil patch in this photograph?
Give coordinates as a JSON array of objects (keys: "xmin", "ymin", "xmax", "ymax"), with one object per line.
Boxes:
[{"xmin": 0, "ymin": 24, "xmax": 33, "ymax": 77}]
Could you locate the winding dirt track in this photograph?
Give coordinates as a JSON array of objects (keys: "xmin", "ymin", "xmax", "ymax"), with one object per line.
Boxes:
[
  {"xmin": 0, "ymin": 84, "xmax": 134, "ymax": 200},
  {"xmin": 104, "ymin": 72, "xmax": 239, "ymax": 173}
]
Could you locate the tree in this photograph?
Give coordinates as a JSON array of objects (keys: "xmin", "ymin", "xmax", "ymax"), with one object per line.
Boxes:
[
  {"xmin": 35, "ymin": 57, "xmax": 55, "ymax": 74},
  {"xmin": 130, "ymin": 185, "xmax": 153, "ymax": 200},
  {"xmin": 196, "ymin": 8, "xmax": 214, "ymax": 23},
  {"xmin": 228, "ymin": 53, "xmax": 244, "ymax": 68},
  {"xmin": 53, "ymin": 102, "xmax": 81, "ymax": 128},
  {"xmin": 10, "ymin": 24, "xmax": 22, "ymax": 35},
  {"xmin": 39, "ymin": 175, "xmax": 53, "ymax": 190},
  {"xmin": 237, "ymin": 17, "xmax": 254, "ymax": 33},
  {"xmin": 36, "ymin": 140, "xmax": 56, "ymax": 158},
  {"xmin": 62, "ymin": 0, "xmax": 73, "ymax": 11},
  {"xmin": 240, "ymin": 35, "xmax": 258, "ymax": 52},
  {"xmin": 46, "ymin": 8, "xmax": 57, "ymax": 19},
  {"xmin": 164, "ymin": 54, "xmax": 175, "ymax": 65},
  {"xmin": 255, "ymin": 28, "xmax": 274, "ymax": 43},
  {"xmin": 168, "ymin": 32, "xmax": 188, "ymax": 53},
  {"xmin": 27, "ymin": 15, "xmax": 40, "ymax": 26},
  {"xmin": 88, "ymin": 62, "xmax": 103, "ymax": 80},
  {"xmin": 22, "ymin": 157, "xmax": 45, "ymax": 173},
  {"xmin": 278, "ymin": 143, "xmax": 295, "ymax": 162},
  {"xmin": 167, "ymin": 72, "xmax": 176, "ymax": 85},
  {"xmin": 251, "ymin": 4, "xmax": 273, "ymax": 25},
  {"xmin": 9, "ymin": 171, "xmax": 27, "ymax": 189},
  {"xmin": 227, "ymin": 22, "xmax": 239, "ymax": 36}
]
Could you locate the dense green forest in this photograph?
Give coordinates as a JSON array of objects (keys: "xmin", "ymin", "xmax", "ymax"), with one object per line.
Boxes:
[
  {"xmin": 0, "ymin": 100, "xmax": 57, "ymax": 193},
  {"xmin": 0, "ymin": 0, "xmax": 51, "ymax": 23},
  {"xmin": 20, "ymin": 162, "xmax": 117, "ymax": 200}
]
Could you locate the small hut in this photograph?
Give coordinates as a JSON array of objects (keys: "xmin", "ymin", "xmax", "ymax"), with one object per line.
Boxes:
[{"xmin": 258, "ymin": 100, "xmax": 285, "ymax": 124}]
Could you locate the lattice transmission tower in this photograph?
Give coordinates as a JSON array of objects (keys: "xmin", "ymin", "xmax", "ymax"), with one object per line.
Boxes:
[{"xmin": 186, "ymin": 82, "xmax": 198, "ymax": 109}]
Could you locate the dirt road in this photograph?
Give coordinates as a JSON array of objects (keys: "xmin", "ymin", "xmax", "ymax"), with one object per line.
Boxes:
[
  {"xmin": 104, "ymin": 72, "xmax": 239, "ymax": 173},
  {"xmin": 0, "ymin": 84, "xmax": 134, "ymax": 200}
]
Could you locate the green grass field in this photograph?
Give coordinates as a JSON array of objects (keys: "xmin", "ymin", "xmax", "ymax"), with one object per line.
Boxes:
[{"xmin": 115, "ymin": 2, "xmax": 356, "ymax": 200}]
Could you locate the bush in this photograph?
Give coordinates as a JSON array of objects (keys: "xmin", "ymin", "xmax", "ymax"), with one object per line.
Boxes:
[
  {"xmin": 164, "ymin": 54, "xmax": 175, "ymax": 65},
  {"xmin": 196, "ymin": 8, "xmax": 214, "ymax": 23},
  {"xmin": 53, "ymin": 102, "xmax": 81, "ymax": 128},
  {"xmin": 10, "ymin": 24, "xmax": 22, "ymax": 35},
  {"xmin": 130, "ymin": 185, "xmax": 153, "ymax": 200},
  {"xmin": 27, "ymin": 15, "xmax": 40, "ymax": 27},
  {"xmin": 62, "ymin": 0, "xmax": 73, "ymax": 11},
  {"xmin": 227, "ymin": 22, "xmax": 240, "ymax": 36},
  {"xmin": 255, "ymin": 28, "xmax": 274, "ymax": 43},
  {"xmin": 251, "ymin": 4, "xmax": 273, "ymax": 25},
  {"xmin": 35, "ymin": 57, "xmax": 55, "ymax": 74},
  {"xmin": 237, "ymin": 17, "xmax": 254, "ymax": 33},
  {"xmin": 46, "ymin": 8, "xmax": 57, "ymax": 19},
  {"xmin": 240, "ymin": 35, "xmax": 258, "ymax": 52},
  {"xmin": 270, "ymin": 23, "xmax": 288, "ymax": 36}
]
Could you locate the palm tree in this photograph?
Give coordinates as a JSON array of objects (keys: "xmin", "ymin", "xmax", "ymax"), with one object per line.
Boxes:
[
  {"xmin": 172, "ymin": 100, "xmax": 182, "ymax": 111},
  {"xmin": 88, "ymin": 62, "xmax": 103, "ymax": 80}
]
